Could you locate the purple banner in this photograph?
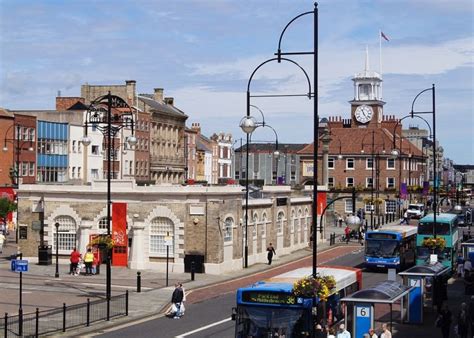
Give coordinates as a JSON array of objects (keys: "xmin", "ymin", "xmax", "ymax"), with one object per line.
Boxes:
[
  {"xmin": 400, "ymin": 183, "xmax": 408, "ymax": 200},
  {"xmin": 422, "ymin": 181, "xmax": 430, "ymax": 196}
]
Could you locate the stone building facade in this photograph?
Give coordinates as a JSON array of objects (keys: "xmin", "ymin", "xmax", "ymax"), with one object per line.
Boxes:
[{"xmin": 17, "ymin": 183, "xmax": 318, "ymax": 274}]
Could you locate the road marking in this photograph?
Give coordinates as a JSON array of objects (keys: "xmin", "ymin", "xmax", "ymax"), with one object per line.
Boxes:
[{"xmin": 175, "ymin": 317, "xmax": 232, "ymax": 337}]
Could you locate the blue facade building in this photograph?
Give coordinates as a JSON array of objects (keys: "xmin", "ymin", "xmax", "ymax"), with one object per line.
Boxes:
[{"xmin": 36, "ymin": 121, "xmax": 69, "ymax": 182}]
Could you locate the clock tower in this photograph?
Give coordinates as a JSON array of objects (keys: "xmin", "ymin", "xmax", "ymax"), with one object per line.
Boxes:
[{"xmin": 350, "ymin": 47, "xmax": 385, "ymax": 128}]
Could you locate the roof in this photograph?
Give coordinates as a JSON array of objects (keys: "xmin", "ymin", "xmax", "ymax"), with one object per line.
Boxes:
[
  {"xmin": 342, "ymin": 280, "xmax": 412, "ymax": 303},
  {"xmin": 399, "ymin": 262, "xmax": 451, "ymax": 276},
  {"xmin": 0, "ymin": 108, "xmax": 14, "ymax": 118},
  {"xmin": 419, "ymin": 213, "xmax": 458, "ymax": 223},
  {"xmin": 196, "ymin": 138, "xmax": 212, "ymax": 152},
  {"xmin": 367, "ymin": 225, "xmax": 417, "ymax": 238},
  {"xmin": 298, "ymin": 126, "xmax": 423, "ymax": 158},
  {"xmin": 138, "ymin": 95, "xmax": 188, "ymax": 118}
]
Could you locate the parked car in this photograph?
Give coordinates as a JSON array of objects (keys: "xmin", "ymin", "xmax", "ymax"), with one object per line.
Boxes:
[{"xmin": 406, "ymin": 203, "xmax": 425, "ymax": 219}]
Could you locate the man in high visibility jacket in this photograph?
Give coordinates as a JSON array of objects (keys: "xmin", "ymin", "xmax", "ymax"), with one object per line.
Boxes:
[{"xmin": 84, "ymin": 248, "xmax": 94, "ymax": 275}]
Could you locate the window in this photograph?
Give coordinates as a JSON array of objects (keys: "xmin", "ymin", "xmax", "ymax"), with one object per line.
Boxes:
[
  {"xmin": 304, "ymin": 209, "xmax": 309, "ymax": 229},
  {"xmin": 328, "ymin": 157, "xmax": 335, "ymax": 169},
  {"xmin": 28, "ymin": 128, "xmax": 35, "ymax": 141},
  {"xmin": 387, "ymin": 158, "xmax": 395, "ymax": 169},
  {"xmin": 365, "ymin": 203, "xmax": 374, "ymax": 213},
  {"xmin": 53, "ymin": 216, "xmax": 77, "ymax": 252},
  {"xmin": 261, "ymin": 213, "xmax": 267, "ymax": 237},
  {"xmin": 22, "ymin": 127, "xmax": 28, "ymax": 140},
  {"xmin": 366, "ymin": 177, "xmax": 373, "ymax": 188},
  {"xmin": 252, "ymin": 214, "xmax": 258, "ymax": 237},
  {"xmin": 346, "ymin": 177, "xmax": 354, "ymax": 187},
  {"xmin": 98, "ymin": 217, "xmax": 108, "ymax": 230},
  {"xmin": 387, "ymin": 177, "xmax": 395, "ymax": 189},
  {"xmin": 21, "ymin": 162, "xmax": 28, "ymax": 176},
  {"xmin": 29, "ymin": 162, "xmax": 35, "ymax": 176},
  {"xmin": 78, "ymin": 141, "xmax": 82, "ymax": 153},
  {"xmin": 328, "ymin": 177, "xmax": 334, "ymax": 188},
  {"xmin": 223, "ymin": 217, "xmax": 233, "ymax": 242},
  {"xmin": 91, "ymin": 145, "xmax": 99, "ymax": 155},
  {"xmin": 345, "ymin": 199, "xmax": 353, "ymax": 213},
  {"xmin": 385, "ymin": 200, "xmax": 397, "ymax": 214},
  {"xmin": 72, "ymin": 140, "xmax": 76, "ymax": 153},
  {"xmin": 71, "ymin": 167, "xmax": 76, "ymax": 178},
  {"xmin": 91, "ymin": 169, "xmax": 99, "ymax": 179},
  {"xmin": 346, "ymin": 158, "xmax": 355, "ymax": 169},
  {"xmin": 291, "ymin": 210, "xmax": 295, "ymax": 232},
  {"xmin": 77, "ymin": 167, "xmax": 81, "ymax": 179},
  {"xmin": 366, "ymin": 158, "xmax": 373, "ymax": 169},
  {"xmin": 277, "ymin": 211, "xmax": 284, "ymax": 234},
  {"xmin": 149, "ymin": 217, "xmax": 174, "ymax": 256}
]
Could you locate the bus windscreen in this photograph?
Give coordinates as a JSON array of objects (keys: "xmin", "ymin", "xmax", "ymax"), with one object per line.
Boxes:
[{"xmin": 366, "ymin": 239, "xmax": 399, "ymax": 258}]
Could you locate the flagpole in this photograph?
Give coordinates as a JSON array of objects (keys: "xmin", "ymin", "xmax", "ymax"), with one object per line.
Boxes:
[{"xmin": 379, "ymin": 29, "xmax": 383, "ymax": 99}]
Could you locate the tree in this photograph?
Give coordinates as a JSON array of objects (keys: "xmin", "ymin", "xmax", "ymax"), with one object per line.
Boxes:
[{"xmin": 0, "ymin": 197, "xmax": 16, "ymax": 224}]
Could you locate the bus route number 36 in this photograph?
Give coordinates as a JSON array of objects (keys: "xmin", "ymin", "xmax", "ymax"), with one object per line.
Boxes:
[{"xmin": 356, "ymin": 307, "xmax": 370, "ymax": 318}]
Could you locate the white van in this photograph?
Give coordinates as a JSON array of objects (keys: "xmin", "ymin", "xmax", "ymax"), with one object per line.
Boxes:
[{"xmin": 406, "ymin": 203, "xmax": 425, "ymax": 219}]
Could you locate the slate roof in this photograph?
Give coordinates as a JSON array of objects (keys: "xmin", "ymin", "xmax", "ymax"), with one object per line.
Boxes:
[{"xmin": 138, "ymin": 95, "xmax": 188, "ymax": 118}]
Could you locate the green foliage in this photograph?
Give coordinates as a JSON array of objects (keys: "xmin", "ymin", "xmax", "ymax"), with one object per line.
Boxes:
[{"xmin": 0, "ymin": 197, "xmax": 16, "ymax": 222}]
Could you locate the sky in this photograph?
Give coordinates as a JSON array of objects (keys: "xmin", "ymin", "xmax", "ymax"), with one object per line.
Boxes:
[{"xmin": 0, "ymin": 0, "xmax": 473, "ymax": 164}]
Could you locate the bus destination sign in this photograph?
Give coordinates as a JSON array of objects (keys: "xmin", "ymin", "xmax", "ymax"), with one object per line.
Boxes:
[{"xmin": 242, "ymin": 291, "xmax": 297, "ymax": 305}]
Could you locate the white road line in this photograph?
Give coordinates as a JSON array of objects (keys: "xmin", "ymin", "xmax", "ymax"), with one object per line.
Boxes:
[{"xmin": 175, "ymin": 317, "xmax": 232, "ymax": 337}]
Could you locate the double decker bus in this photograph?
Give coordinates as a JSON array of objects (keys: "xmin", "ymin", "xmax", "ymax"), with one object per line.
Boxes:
[
  {"xmin": 364, "ymin": 225, "xmax": 417, "ymax": 270},
  {"xmin": 416, "ymin": 213, "xmax": 460, "ymax": 269},
  {"xmin": 232, "ymin": 266, "xmax": 362, "ymax": 337}
]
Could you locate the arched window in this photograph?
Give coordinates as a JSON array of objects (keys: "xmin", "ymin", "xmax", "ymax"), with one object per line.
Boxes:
[
  {"xmin": 53, "ymin": 216, "xmax": 77, "ymax": 251},
  {"xmin": 295, "ymin": 209, "xmax": 300, "ymax": 232},
  {"xmin": 277, "ymin": 211, "xmax": 284, "ymax": 234},
  {"xmin": 304, "ymin": 208, "xmax": 310, "ymax": 229},
  {"xmin": 291, "ymin": 210, "xmax": 296, "ymax": 232},
  {"xmin": 224, "ymin": 217, "xmax": 233, "ymax": 242},
  {"xmin": 149, "ymin": 217, "xmax": 174, "ymax": 256},
  {"xmin": 252, "ymin": 213, "xmax": 258, "ymax": 237},
  {"xmin": 98, "ymin": 217, "xmax": 108, "ymax": 231},
  {"xmin": 261, "ymin": 213, "xmax": 267, "ymax": 236}
]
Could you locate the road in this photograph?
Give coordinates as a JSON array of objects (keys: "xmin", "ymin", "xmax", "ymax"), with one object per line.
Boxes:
[{"xmin": 97, "ymin": 246, "xmax": 388, "ymax": 338}]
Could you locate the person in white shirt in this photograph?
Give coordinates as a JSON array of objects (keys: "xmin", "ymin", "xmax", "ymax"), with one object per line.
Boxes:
[
  {"xmin": 0, "ymin": 232, "xmax": 5, "ymax": 253},
  {"xmin": 380, "ymin": 323, "xmax": 392, "ymax": 338},
  {"xmin": 336, "ymin": 324, "xmax": 351, "ymax": 338},
  {"xmin": 368, "ymin": 328, "xmax": 378, "ymax": 338}
]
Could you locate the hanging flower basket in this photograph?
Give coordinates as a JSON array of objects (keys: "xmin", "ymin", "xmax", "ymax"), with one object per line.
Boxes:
[
  {"xmin": 422, "ymin": 237, "xmax": 446, "ymax": 251},
  {"xmin": 89, "ymin": 235, "xmax": 115, "ymax": 249},
  {"xmin": 292, "ymin": 275, "xmax": 336, "ymax": 302}
]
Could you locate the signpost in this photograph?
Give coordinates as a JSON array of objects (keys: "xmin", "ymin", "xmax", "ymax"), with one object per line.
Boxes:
[
  {"xmin": 11, "ymin": 254, "xmax": 27, "ymax": 336},
  {"xmin": 353, "ymin": 303, "xmax": 373, "ymax": 338},
  {"xmin": 164, "ymin": 232, "xmax": 172, "ymax": 287}
]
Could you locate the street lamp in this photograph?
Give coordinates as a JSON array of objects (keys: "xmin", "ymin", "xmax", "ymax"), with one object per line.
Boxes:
[
  {"xmin": 54, "ymin": 222, "xmax": 60, "ymax": 278},
  {"xmin": 82, "ymin": 92, "xmax": 136, "ymax": 318},
  {"xmin": 3, "ymin": 123, "xmax": 34, "ymax": 244},
  {"xmin": 240, "ymin": 109, "xmax": 279, "ymax": 268}
]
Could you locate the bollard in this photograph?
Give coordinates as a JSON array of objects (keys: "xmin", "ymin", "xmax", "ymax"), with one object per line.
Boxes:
[
  {"xmin": 137, "ymin": 272, "xmax": 142, "ymax": 293},
  {"xmin": 191, "ymin": 261, "xmax": 195, "ymax": 281},
  {"xmin": 382, "ymin": 216, "xmax": 385, "ymax": 225},
  {"xmin": 35, "ymin": 308, "xmax": 39, "ymax": 338},
  {"xmin": 126, "ymin": 290, "xmax": 129, "ymax": 316},
  {"xmin": 5, "ymin": 312, "xmax": 8, "ymax": 338}
]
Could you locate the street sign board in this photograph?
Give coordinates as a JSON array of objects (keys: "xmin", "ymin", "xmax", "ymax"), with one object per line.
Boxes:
[
  {"xmin": 11, "ymin": 260, "xmax": 16, "ymax": 271},
  {"xmin": 14, "ymin": 260, "xmax": 28, "ymax": 272}
]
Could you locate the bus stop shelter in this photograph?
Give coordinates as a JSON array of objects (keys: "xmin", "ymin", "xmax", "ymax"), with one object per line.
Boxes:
[
  {"xmin": 398, "ymin": 262, "xmax": 451, "ymax": 324},
  {"xmin": 341, "ymin": 280, "xmax": 413, "ymax": 338}
]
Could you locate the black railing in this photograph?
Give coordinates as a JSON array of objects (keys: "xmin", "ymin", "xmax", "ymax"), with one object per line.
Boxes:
[{"xmin": 1, "ymin": 291, "xmax": 128, "ymax": 337}]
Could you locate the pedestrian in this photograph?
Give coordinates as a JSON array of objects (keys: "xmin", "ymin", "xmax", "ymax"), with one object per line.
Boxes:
[
  {"xmin": 327, "ymin": 327, "xmax": 336, "ymax": 338},
  {"xmin": 266, "ymin": 243, "xmax": 276, "ymax": 265},
  {"xmin": 464, "ymin": 270, "xmax": 474, "ymax": 295},
  {"xmin": 336, "ymin": 323, "xmax": 351, "ymax": 338},
  {"xmin": 468, "ymin": 296, "xmax": 474, "ymax": 337},
  {"xmin": 456, "ymin": 302, "xmax": 469, "ymax": 338},
  {"xmin": 380, "ymin": 323, "xmax": 391, "ymax": 338},
  {"xmin": 69, "ymin": 247, "xmax": 81, "ymax": 276},
  {"xmin": 83, "ymin": 248, "xmax": 94, "ymax": 276},
  {"xmin": 400, "ymin": 210, "xmax": 409, "ymax": 224},
  {"xmin": 178, "ymin": 282, "xmax": 186, "ymax": 317},
  {"xmin": 464, "ymin": 255, "xmax": 472, "ymax": 274},
  {"xmin": 0, "ymin": 231, "xmax": 5, "ymax": 253},
  {"xmin": 436, "ymin": 303, "xmax": 452, "ymax": 338},
  {"xmin": 170, "ymin": 283, "xmax": 184, "ymax": 319},
  {"xmin": 338, "ymin": 216, "xmax": 343, "ymax": 228},
  {"xmin": 457, "ymin": 252, "xmax": 465, "ymax": 278},
  {"xmin": 368, "ymin": 328, "xmax": 378, "ymax": 338},
  {"xmin": 358, "ymin": 225, "xmax": 364, "ymax": 246},
  {"xmin": 344, "ymin": 225, "xmax": 351, "ymax": 244},
  {"xmin": 314, "ymin": 324, "xmax": 325, "ymax": 338}
]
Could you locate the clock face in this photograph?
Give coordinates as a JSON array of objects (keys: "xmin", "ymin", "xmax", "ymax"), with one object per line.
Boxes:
[{"xmin": 355, "ymin": 105, "xmax": 373, "ymax": 124}]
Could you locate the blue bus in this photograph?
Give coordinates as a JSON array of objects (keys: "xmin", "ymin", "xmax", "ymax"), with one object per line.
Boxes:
[
  {"xmin": 416, "ymin": 213, "xmax": 460, "ymax": 269},
  {"xmin": 232, "ymin": 266, "xmax": 361, "ymax": 337},
  {"xmin": 364, "ymin": 225, "xmax": 417, "ymax": 270}
]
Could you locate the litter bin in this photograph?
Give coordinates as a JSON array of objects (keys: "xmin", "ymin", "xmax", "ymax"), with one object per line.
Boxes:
[
  {"xmin": 184, "ymin": 253, "xmax": 205, "ymax": 273},
  {"xmin": 38, "ymin": 245, "xmax": 52, "ymax": 265}
]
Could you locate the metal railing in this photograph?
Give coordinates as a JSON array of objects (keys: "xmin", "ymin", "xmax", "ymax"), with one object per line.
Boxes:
[{"xmin": 2, "ymin": 291, "xmax": 128, "ymax": 337}]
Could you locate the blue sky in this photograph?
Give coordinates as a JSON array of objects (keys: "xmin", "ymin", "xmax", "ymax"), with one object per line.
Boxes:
[{"xmin": 1, "ymin": 0, "xmax": 473, "ymax": 163}]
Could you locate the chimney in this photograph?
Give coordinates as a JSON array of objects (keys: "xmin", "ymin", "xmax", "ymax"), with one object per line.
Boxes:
[
  {"xmin": 164, "ymin": 97, "xmax": 174, "ymax": 106},
  {"xmin": 191, "ymin": 122, "xmax": 201, "ymax": 134},
  {"xmin": 154, "ymin": 88, "xmax": 163, "ymax": 102},
  {"xmin": 125, "ymin": 80, "xmax": 136, "ymax": 106}
]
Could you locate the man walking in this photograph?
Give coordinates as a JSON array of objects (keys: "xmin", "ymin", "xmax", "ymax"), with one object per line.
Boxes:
[
  {"xmin": 170, "ymin": 283, "xmax": 184, "ymax": 319},
  {"xmin": 266, "ymin": 243, "xmax": 276, "ymax": 265},
  {"xmin": 0, "ymin": 231, "xmax": 5, "ymax": 253}
]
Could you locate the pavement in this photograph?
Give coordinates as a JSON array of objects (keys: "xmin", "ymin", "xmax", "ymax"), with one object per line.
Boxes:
[{"xmin": 3, "ymin": 219, "xmax": 468, "ymax": 338}]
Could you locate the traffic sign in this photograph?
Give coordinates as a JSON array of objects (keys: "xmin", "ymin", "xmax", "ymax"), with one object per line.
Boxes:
[
  {"xmin": 14, "ymin": 260, "xmax": 28, "ymax": 272},
  {"xmin": 164, "ymin": 236, "xmax": 173, "ymax": 246}
]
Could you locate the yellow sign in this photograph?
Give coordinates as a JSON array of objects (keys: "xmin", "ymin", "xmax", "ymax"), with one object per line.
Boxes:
[{"xmin": 302, "ymin": 162, "xmax": 314, "ymax": 177}]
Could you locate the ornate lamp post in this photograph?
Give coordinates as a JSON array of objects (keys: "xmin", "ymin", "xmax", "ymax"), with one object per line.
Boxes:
[
  {"xmin": 3, "ymin": 123, "xmax": 34, "ymax": 243},
  {"xmin": 81, "ymin": 92, "xmax": 137, "ymax": 319},
  {"xmin": 54, "ymin": 222, "xmax": 60, "ymax": 278}
]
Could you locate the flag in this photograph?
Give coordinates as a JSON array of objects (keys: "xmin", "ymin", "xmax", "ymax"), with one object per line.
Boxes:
[{"xmin": 381, "ymin": 31, "xmax": 389, "ymax": 41}]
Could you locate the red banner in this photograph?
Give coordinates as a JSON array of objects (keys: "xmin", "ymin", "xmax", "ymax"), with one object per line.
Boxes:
[
  {"xmin": 112, "ymin": 202, "xmax": 128, "ymax": 266},
  {"xmin": 317, "ymin": 192, "xmax": 327, "ymax": 216}
]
